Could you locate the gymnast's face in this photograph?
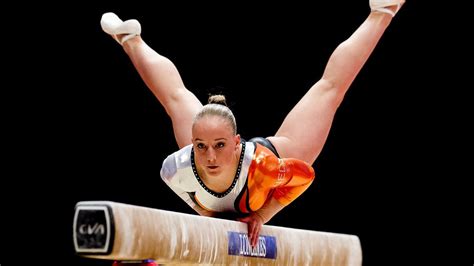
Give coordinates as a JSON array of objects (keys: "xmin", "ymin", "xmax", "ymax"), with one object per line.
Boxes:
[{"xmin": 192, "ymin": 115, "xmax": 241, "ymax": 177}]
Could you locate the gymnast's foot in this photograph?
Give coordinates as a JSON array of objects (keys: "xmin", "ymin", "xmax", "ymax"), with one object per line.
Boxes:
[{"xmin": 100, "ymin": 12, "xmax": 141, "ymax": 45}]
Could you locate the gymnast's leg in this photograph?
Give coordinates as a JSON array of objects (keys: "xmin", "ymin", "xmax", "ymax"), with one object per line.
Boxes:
[
  {"xmin": 101, "ymin": 12, "xmax": 203, "ymax": 148},
  {"xmin": 268, "ymin": 1, "xmax": 404, "ymax": 164}
]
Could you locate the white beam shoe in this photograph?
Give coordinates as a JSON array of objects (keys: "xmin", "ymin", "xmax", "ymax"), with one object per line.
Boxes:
[
  {"xmin": 370, "ymin": 0, "xmax": 405, "ymax": 17},
  {"xmin": 100, "ymin": 12, "xmax": 141, "ymax": 45}
]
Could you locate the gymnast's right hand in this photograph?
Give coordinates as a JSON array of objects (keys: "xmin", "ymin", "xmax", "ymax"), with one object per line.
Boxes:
[{"xmin": 238, "ymin": 212, "xmax": 265, "ymax": 248}]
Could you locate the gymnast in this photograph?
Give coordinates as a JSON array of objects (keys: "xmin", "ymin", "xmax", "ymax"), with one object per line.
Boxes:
[{"xmin": 100, "ymin": 0, "xmax": 405, "ymax": 247}]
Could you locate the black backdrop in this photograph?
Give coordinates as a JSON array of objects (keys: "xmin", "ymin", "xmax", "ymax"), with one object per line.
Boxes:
[{"xmin": 3, "ymin": 1, "xmax": 451, "ymax": 265}]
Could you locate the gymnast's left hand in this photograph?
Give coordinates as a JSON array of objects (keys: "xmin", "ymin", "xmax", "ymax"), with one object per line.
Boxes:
[{"xmin": 238, "ymin": 212, "xmax": 265, "ymax": 248}]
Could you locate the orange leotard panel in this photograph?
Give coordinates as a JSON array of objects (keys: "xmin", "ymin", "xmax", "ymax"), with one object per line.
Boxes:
[{"xmin": 238, "ymin": 144, "xmax": 315, "ymax": 213}]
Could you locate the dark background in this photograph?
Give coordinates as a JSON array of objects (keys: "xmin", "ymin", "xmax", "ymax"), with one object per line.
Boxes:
[{"xmin": 3, "ymin": 1, "xmax": 452, "ymax": 265}]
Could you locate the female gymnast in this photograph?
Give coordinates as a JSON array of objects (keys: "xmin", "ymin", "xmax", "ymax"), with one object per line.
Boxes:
[{"xmin": 100, "ymin": 0, "xmax": 405, "ymax": 247}]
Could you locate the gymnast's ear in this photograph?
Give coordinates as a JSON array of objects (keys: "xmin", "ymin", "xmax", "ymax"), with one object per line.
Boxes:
[{"xmin": 234, "ymin": 134, "xmax": 241, "ymax": 148}]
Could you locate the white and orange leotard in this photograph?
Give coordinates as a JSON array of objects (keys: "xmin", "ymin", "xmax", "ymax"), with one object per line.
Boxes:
[{"xmin": 160, "ymin": 140, "xmax": 315, "ymax": 214}]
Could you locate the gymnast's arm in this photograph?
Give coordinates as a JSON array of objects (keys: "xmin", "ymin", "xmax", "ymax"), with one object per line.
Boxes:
[
  {"xmin": 160, "ymin": 154, "xmax": 217, "ymax": 217},
  {"xmin": 240, "ymin": 155, "xmax": 316, "ymax": 247}
]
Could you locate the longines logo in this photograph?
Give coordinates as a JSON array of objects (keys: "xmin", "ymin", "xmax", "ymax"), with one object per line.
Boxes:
[
  {"xmin": 228, "ymin": 231, "xmax": 277, "ymax": 259},
  {"xmin": 237, "ymin": 233, "xmax": 267, "ymax": 257}
]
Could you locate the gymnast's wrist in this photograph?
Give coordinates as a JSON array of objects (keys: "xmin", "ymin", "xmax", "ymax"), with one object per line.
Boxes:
[{"xmin": 254, "ymin": 210, "xmax": 269, "ymax": 224}]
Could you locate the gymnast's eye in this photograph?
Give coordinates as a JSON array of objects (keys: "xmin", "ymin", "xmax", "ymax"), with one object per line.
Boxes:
[
  {"xmin": 216, "ymin": 142, "xmax": 225, "ymax": 149},
  {"xmin": 197, "ymin": 143, "xmax": 206, "ymax": 149}
]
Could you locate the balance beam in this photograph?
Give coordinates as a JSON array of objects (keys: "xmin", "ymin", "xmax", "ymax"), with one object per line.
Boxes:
[{"xmin": 73, "ymin": 201, "xmax": 362, "ymax": 265}]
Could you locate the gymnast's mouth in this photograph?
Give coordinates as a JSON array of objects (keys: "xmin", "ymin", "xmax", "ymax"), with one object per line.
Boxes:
[{"xmin": 207, "ymin": 166, "xmax": 218, "ymax": 170}]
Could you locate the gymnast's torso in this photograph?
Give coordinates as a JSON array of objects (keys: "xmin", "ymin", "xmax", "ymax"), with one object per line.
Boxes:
[
  {"xmin": 160, "ymin": 141, "xmax": 255, "ymax": 213},
  {"xmin": 161, "ymin": 139, "xmax": 315, "ymax": 214}
]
